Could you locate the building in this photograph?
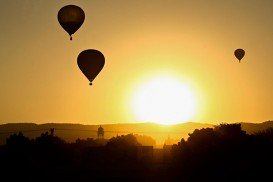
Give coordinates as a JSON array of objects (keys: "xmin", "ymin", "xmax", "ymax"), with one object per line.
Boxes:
[{"xmin": 97, "ymin": 125, "xmax": 104, "ymax": 139}]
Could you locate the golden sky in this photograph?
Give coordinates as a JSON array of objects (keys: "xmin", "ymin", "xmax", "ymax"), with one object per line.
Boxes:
[{"xmin": 0, "ymin": 0, "xmax": 272, "ymax": 124}]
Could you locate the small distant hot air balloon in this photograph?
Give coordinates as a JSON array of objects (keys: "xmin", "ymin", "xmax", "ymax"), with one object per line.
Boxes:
[
  {"xmin": 77, "ymin": 49, "xmax": 105, "ymax": 85},
  {"xmin": 57, "ymin": 5, "xmax": 85, "ymax": 40},
  {"xmin": 234, "ymin": 48, "xmax": 245, "ymax": 63}
]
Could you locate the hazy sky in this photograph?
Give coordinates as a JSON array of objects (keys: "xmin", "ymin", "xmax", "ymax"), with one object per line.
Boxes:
[{"xmin": 0, "ymin": 0, "xmax": 273, "ymax": 124}]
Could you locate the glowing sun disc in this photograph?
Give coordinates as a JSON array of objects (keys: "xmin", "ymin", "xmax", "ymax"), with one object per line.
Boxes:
[{"xmin": 132, "ymin": 76, "xmax": 197, "ymax": 125}]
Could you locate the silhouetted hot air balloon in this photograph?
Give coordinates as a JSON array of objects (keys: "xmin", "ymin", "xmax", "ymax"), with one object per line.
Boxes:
[
  {"xmin": 234, "ymin": 49, "xmax": 245, "ymax": 63},
  {"xmin": 77, "ymin": 49, "xmax": 105, "ymax": 85},
  {"xmin": 58, "ymin": 5, "xmax": 85, "ymax": 40}
]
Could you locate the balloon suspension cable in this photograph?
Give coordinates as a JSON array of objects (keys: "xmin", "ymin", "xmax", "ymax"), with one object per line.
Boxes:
[{"xmin": 70, "ymin": 36, "xmax": 72, "ymax": 41}]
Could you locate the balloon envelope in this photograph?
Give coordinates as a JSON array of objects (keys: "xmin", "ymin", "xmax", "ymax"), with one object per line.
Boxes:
[
  {"xmin": 58, "ymin": 5, "xmax": 85, "ymax": 40},
  {"xmin": 234, "ymin": 49, "xmax": 245, "ymax": 62},
  {"xmin": 77, "ymin": 49, "xmax": 105, "ymax": 85}
]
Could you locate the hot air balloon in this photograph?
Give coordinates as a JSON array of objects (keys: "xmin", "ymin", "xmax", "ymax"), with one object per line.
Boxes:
[
  {"xmin": 57, "ymin": 5, "xmax": 85, "ymax": 40},
  {"xmin": 77, "ymin": 49, "xmax": 105, "ymax": 85},
  {"xmin": 234, "ymin": 49, "xmax": 245, "ymax": 63}
]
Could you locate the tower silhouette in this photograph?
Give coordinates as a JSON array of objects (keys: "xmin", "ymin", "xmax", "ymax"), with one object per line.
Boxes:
[{"xmin": 97, "ymin": 125, "xmax": 104, "ymax": 139}]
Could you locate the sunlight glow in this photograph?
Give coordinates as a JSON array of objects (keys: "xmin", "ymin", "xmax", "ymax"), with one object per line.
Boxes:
[{"xmin": 132, "ymin": 76, "xmax": 197, "ymax": 125}]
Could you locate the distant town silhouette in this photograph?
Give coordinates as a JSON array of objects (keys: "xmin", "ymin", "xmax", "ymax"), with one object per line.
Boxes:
[{"xmin": 1, "ymin": 123, "xmax": 273, "ymax": 181}]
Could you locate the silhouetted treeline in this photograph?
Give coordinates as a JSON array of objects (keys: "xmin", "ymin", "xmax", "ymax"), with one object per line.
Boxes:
[
  {"xmin": 0, "ymin": 133, "xmax": 153, "ymax": 181},
  {"xmin": 1, "ymin": 124, "xmax": 273, "ymax": 181},
  {"xmin": 171, "ymin": 124, "xmax": 273, "ymax": 181}
]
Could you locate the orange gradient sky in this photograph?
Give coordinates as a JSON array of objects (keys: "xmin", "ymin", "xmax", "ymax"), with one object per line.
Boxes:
[{"xmin": 0, "ymin": 0, "xmax": 273, "ymax": 124}]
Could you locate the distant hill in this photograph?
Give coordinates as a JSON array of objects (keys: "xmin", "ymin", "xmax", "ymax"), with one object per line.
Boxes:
[
  {"xmin": 0, "ymin": 121, "xmax": 272, "ymax": 145},
  {"xmin": 0, "ymin": 122, "xmax": 213, "ymax": 145},
  {"xmin": 241, "ymin": 120, "xmax": 273, "ymax": 133}
]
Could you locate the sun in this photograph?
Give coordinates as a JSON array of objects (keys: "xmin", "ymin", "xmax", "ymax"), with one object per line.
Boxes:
[{"xmin": 132, "ymin": 76, "xmax": 197, "ymax": 125}]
